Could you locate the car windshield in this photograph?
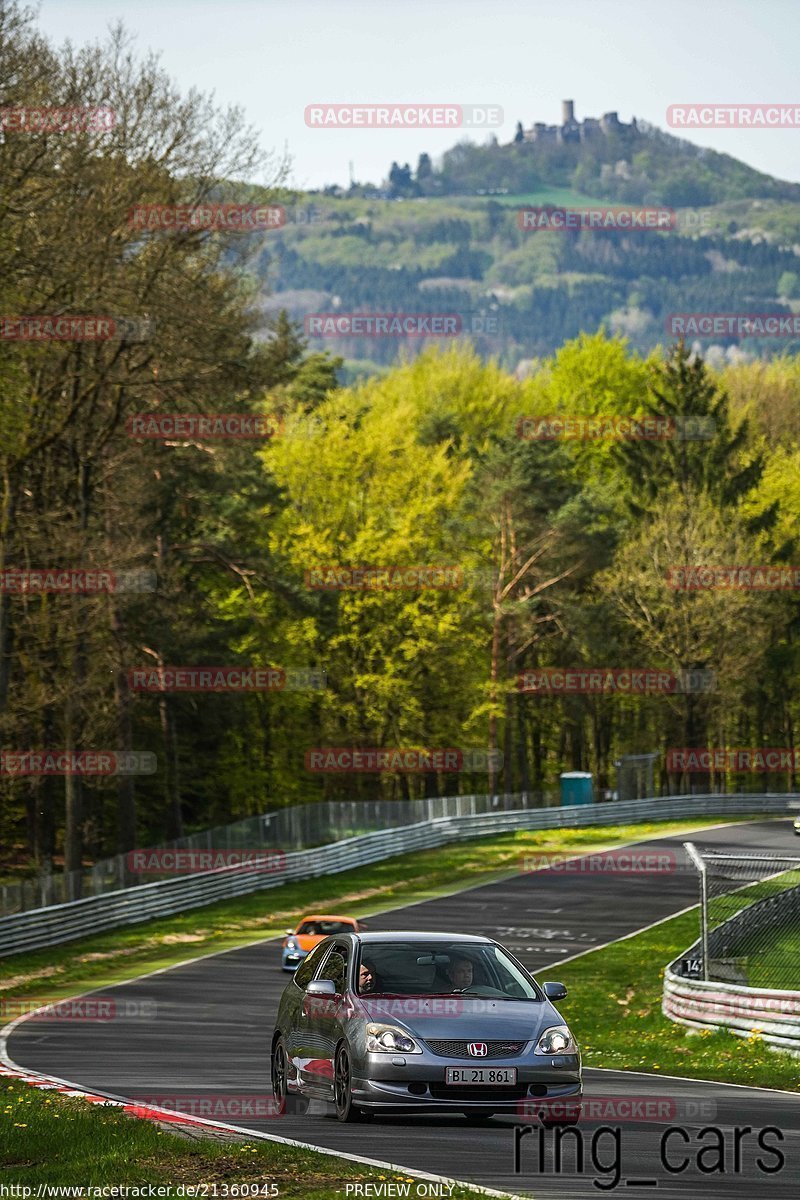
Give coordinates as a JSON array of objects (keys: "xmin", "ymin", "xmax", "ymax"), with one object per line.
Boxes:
[
  {"xmin": 298, "ymin": 919, "xmax": 353, "ymax": 935},
  {"xmin": 356, "ymin": 941, "xmax": 542, "ymax": 1000}
]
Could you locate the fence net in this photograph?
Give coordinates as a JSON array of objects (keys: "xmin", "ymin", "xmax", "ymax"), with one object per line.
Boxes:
[{"xmin": 689, "ymin": 846, "xmax": 800, "ymax": 989}]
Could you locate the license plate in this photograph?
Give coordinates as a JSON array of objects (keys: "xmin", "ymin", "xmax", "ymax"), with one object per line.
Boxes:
[{"xmin": 445, "ymin": 1067, "xmax": 517, "ymax": 1086}]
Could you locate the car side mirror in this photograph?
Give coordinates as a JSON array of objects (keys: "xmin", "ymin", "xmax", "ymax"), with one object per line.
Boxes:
[
  {"xmin": 306, "ymin": 979, "xmax": 337, "ymax": 996},
  {"xmin": 542, "ymin": 981, "xmax": 568, "ymax": 1001}
]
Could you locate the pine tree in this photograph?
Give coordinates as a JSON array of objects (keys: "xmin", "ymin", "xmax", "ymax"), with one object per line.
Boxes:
[{"xmin": 614, "ymin": 341, "xmax": 772, "ymax": 527}]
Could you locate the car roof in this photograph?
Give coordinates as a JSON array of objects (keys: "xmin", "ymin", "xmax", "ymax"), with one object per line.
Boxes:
[
  {"xmin": 297, "ymin": 914, "xmax": 358, "ymax": 923},
  {"xmin": 353, "ymin": 932, "xmax": 493, "ymax": 944}
]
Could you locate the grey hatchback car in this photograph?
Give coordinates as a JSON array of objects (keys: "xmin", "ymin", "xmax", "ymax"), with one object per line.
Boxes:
[{"xmin": 271, "ymin": 931, "xmax": 582, "ymax": 1122}]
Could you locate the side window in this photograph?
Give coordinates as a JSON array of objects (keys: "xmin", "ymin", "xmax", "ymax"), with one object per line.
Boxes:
[
  {"xmin": 315, "ymin": 944, "xmax": 349, "ymax": 993},
  {"xmin": 294, "ymin": 944, "xmax": 324, "ymax": 989}
]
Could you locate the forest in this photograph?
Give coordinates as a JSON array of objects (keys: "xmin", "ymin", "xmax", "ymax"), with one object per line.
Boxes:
[{"xmin": 2, "ymin": 2, "xmax": 800, "ymax": 881}]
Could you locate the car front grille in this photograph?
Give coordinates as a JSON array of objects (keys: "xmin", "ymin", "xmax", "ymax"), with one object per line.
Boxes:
[{"xmin": 425, "ymin": 1039, "xmax": 526, "ymax": 1058}]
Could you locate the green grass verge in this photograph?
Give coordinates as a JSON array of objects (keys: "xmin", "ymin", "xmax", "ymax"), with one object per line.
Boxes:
[
  {"xmin": 743, "ymin": 920, "xmax": 800, "ymax": 988},
  {"xmin": 0, "ymin": 1079, "xmax": 486, "ymax": 1197},
  {"xmin": 0, "ymin": 816, "xmax": 755, "ymax": 1002},
  {"xmin": 720, "ymin": 874, "xmax": 800, "ymax": 990},
  {"xmin": 555, "ymin": 907, "xmax": 800, "ymax": 1092}
]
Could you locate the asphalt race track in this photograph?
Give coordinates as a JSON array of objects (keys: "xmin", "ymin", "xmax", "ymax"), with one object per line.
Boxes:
[{"xmin": 7, "ymin": 819, "xmax": 800, "ymax": 1197}]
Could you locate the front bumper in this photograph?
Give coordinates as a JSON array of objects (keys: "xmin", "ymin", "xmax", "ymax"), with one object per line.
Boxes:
[
  {"xmin": 281, "ymin": 948, "xmax": 308, "ymax": 971},
  {"xmin": 351, "ymin": 1048, "xmax": 581, "ymax": 1111}
]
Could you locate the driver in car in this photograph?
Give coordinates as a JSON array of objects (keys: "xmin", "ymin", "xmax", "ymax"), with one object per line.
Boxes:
[
  {"xmin": 446, "ymin": 956, "xmax": 474, "ymax": 991},
  {"xmin": 358, "ymin": 959, "xmax": 380, "ymax": 994}
]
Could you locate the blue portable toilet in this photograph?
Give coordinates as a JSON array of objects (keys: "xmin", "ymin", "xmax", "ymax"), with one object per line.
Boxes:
[{"xmin": 559, "ymin": 771, "xmax": 593, "ymax": 806}]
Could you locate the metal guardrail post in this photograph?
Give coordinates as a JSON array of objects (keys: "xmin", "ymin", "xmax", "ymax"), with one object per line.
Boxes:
[{"xmin": 684, "ymin": 841, "xmax": 709, "ymax": 981}]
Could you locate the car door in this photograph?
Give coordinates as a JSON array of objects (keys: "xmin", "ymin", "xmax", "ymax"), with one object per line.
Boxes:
[
  {"xmin": 284, "ymin": 942, "xmax": 326, "ymax": 1089},
  {"xmin": 302, "ymin": 940, "xmax": 349, "ymax": 1095}
]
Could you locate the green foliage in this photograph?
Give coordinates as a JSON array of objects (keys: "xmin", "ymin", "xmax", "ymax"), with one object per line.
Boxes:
[
  {"xmin": 778, "ymin": 270, "xmax": 800, "ymax": 298},
  {"xmin": 3, "ymin": 3, "xmax": 800, "ymax": 870}
]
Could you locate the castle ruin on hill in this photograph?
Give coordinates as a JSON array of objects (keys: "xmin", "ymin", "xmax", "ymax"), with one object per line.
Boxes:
[{"xmin": 521, "ymin": 100, "xmax": 638, "ymax": 145}]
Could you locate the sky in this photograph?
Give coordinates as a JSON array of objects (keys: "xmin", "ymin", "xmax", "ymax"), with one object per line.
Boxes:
[{"xmin": 36, "ymin": 0, "xmax": 800, "ymax": 190}]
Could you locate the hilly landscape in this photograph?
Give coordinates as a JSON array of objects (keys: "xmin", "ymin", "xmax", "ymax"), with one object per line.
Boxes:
[{"xmin": 247, "ymin": 108, "xmax": 800, "ymax": 378}]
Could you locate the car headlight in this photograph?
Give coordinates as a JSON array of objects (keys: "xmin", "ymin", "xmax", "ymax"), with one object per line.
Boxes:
[
  {"xmin": 285, "ymin": 938, "xmax": 299, "ymax": 951},
  {"xmin": 535, "ymin": 1024, "xmax": 578, "ymax": 1055},
  {"xmin": 366, "ymin": 1023, "xmax": 422, "ymax": 1054}
]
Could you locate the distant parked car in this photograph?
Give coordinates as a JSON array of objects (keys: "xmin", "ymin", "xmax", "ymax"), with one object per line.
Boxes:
[{"xmin": 281, "ymin": 914, "xmax": 363, "ymax": 971}]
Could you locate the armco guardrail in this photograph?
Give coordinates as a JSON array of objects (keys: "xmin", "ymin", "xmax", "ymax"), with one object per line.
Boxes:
[
  {"xmin": 0, "ymin": 792, "xmax": 795, "ymax": 957},
  {"xmin": 1, "ymin": 791, "xmax": 556, "ymax": 915},
  {"xmin": 663, "ymin": 882, "xmax": 800, "ymax": 1053}
]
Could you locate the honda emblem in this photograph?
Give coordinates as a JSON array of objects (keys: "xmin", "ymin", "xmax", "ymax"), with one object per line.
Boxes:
[{"xmin": 467, "ymin": 1042, "xmax": 488, "ymax": 1057}]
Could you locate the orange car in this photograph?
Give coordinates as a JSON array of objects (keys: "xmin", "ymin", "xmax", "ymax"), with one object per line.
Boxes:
[{"xmin": 281, "ymin": 914, "xmax": 363, "ymax": 971}]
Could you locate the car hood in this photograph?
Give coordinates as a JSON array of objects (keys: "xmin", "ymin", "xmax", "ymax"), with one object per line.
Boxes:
[
  {"xmin": 352, "ymin": 995, "xmax": 566, "ymax": 1042},
  {"xmin": 292, "ymin": 934, "xmax": 324, "ymax": 951}
]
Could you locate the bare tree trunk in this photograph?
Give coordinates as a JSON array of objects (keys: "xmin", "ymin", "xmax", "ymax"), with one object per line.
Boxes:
[
  {"xmin": 63, "ymin": 682, "xmax": 83, "ymax": 897},
  {"xmin": 488, "ymin": 607, "xmax": 502, "ymax": 795},
  {"xmin": 63, "ymin": 455, "xmax": 92, "ymax": 895},
  {"xmin": 0, "ymin": 464, "xmax": 15, "ymax": 714},
  {"xmin": 113, "ymin": 660, "xmax": 136, "ymax": 854},
  {"xmin": 103, "ymin": 477, "xmax": 137, "ymax": 859},
  {"xmin": 159, "ymin": 684, "xmax": 183, "ymax": 840},
  {"xmin": 532, "ymin": 719, "xmax": 543, "ymax": 792},
  {"xmin": 153, "ymin": 530, "xmax": 183, "ymax": 839},
  {"xmin": 516, "ymin": 692, "xmax": 530, "ymax": 796},
  {"xmin": 503, "ymin": 690, "xmax": 513, "ymax": 795}
]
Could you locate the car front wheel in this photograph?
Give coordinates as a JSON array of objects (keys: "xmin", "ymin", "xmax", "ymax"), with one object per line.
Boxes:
[{"xmin": 334, "ymin": 1044, "xmax": 369, "ymax": 1123}]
